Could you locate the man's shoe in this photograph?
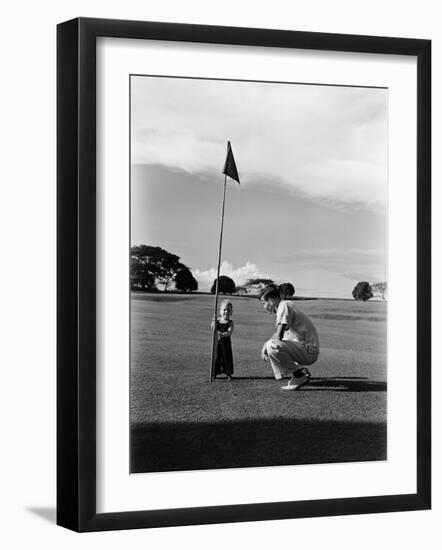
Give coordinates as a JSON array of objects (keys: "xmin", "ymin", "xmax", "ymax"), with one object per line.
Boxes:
[{"xmin": 281, "ymin": 373, "xmax": 310, "ymax": 391}]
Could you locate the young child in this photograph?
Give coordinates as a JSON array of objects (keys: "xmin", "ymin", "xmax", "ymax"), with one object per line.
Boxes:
[{"xmin": 211, "ymin": 300, "xmax": 235, "ymax": 380}]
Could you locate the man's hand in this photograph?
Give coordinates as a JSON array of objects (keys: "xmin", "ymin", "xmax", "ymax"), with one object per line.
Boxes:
[{"xmin": 261, "ymin": 342, "xmax": 269, "ymax": 361}]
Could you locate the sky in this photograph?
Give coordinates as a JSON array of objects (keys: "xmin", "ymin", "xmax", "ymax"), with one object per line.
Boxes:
[{"xmin": 130, "ymin": 76, "xmax": 387, "ymax": 299}]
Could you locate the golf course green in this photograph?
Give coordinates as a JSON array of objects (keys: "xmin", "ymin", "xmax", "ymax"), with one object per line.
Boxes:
[{"xmin": 130, "ymin": 292, "xmax": 387, "ymax": 473}]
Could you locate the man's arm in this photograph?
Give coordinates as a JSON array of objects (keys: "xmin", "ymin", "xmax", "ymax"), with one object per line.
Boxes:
[
  {"xmin": 273, "ymin": 301, "xmax": 290, "ymax": 340},
  {"xmin": 272, "ymin": 323, "xmax": 288, "ymax": 340},
  {"xmin": 261, "ymin": 341, "xmax": 269, "ymax": 361},
  {"xmin": 261, "ymin": 323, "xmax": 286, "ymax": 362}
]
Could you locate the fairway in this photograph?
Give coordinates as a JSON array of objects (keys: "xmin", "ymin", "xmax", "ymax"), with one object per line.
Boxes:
[{"xmin": 130, "ymin": 293, "xmax": 387, "ymax": 473}]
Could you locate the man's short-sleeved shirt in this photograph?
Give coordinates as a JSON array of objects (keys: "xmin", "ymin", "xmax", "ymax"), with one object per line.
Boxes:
[{"xmin": 276, "ymin": 300, "xmax": 320, "ymax": 351}]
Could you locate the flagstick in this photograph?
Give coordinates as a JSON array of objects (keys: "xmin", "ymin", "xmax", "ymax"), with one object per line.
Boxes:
[{"xmin": 210, "ymin": 174, "xmax": 228, "ymax": 382}]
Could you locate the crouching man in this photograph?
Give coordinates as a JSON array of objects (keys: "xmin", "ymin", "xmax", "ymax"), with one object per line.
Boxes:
[{"xmin": 259, "ymin": 285, "xmax": 320, "ymax": 391}]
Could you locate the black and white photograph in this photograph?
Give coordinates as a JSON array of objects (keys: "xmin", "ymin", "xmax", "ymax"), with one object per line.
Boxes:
[
  {"xmin": 129, "ymin": 75, "xmax": 388, "ymax": 474},
  {"xmin": 0, "ymin": 0, "xmax": 437, "ymax": 543}
]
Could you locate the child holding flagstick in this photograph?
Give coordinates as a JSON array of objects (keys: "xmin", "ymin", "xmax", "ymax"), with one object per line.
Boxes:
[
  {"xmin": 211, "ymin": 300, "xmax": 235, "ymax": 380},
  {"xmin": 209, "ymin": 141, "xmax": 240, "ymax": 382}
]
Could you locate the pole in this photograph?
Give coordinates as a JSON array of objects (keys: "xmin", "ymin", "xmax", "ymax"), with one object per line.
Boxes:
[{"xmin": 209, "ymin": 173, "xmax": 228, "ymax": 382}]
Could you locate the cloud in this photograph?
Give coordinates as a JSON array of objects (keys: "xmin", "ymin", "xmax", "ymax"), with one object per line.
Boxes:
[
  {"xmin": 279, "ymin": 247, "xmax": 386, "ymax": 260},
  {"xmin": 131, "ymin": 77, "xmax": 388, "ymax": 209},
  {"xmin": 193, "ymin": 261, "xmax": 270, "ymax": 291},
  {"xmin": 190, "ymin": 254, "xmax": 385, "ymax": 299},
  {"xmin": 343, "ymin": 272, "xmax": 378, "ymax": 282},
  {"xmin": 275, "ymin": 247, "xmax": 386, "ymax": 285}
]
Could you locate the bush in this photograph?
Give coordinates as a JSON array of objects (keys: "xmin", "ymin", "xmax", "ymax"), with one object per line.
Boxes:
[
  {"xmin": 352, "ymin": 281, "xmax": 373, "ymax": 301},
  {"xmin": 175, "ymin": 268, "xmax": 198, "ymax": 292},
  {"xmin": 211, "ymin": 275, "xmax": 236, "ymax": 294},
  {"xmin": 279, "ymin": 282, "xmax": 295, "ymax": 299}
]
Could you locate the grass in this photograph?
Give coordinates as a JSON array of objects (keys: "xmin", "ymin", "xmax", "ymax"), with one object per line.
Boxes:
[{"xmin": 130, "ymin": 293, "xmax": 387, "ymax": 473}]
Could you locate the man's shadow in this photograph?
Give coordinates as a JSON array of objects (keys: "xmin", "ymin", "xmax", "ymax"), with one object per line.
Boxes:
[
  {"xmin": 232, "ymin": 376, "xmax": 276, "ymax": 380},
  {"xmin": 234, "ymin": 375, "xmax": 386, "ymax": 392},
  {"xmin": 305, "ymin": 376, "xmax": 386, "ymax": 392}
]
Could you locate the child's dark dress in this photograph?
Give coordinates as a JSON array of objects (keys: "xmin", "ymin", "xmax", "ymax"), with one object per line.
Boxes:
[{"xmin": 214, "ymin": 320, "xmax": 234, "ymax": 377}]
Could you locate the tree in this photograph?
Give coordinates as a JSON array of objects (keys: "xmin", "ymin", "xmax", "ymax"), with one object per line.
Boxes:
[
  {"xmin": 235, "ymin": 285, "xmax": 248, "ymax": 295},
  {"xmin": 244, "ymin": 278, "xmax": 275, "ymax": 294},
  {"xmin": 175, "ymin": 268, "xmax": 198, "ymax": 292},
  {"xmin": 279, "ymin": 282, "xmax": 295, "ymax": 299},
  {"xmin": 352, "ymin": 281, "xmax": 373, "ymax": 301},
  {"xmin": 211, "ymin": 275, "xmax": 236, "ymax": 294},
  {"xmin": 130, "ymin": 256, "xmax": 157, "ymax": 290},
  {"xmin": 130, "ymin": 245, "xmax": 187, "ymax": 291},
  {"xmin": 372, "ymin": 281, "xmax": 387, "ymax": 300}
]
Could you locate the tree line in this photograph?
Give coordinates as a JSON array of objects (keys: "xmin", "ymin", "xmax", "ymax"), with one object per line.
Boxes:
[
  {"xmin": 211, "ymin": 276, "xmax": 295, "ymax": 297},
  {"xmin": 131, "ymin": 245, "xmax": 198, "ymax": 292},
  {"xmin": 130, "ymin": 246, "xmax": 296, "ymax": 296}
]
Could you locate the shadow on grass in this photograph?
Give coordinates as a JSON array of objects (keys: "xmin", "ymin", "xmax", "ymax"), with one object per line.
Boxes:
[
  {"xmin": 224, "ymin": 375, "xmax": 276, "ymax": 380},
  {"xmin": 221, "ymin": 376, "xmax": 386, "ymax": 392},
  {"xmin": 306, "ymin": 377, "xmax": 387, "ymax": 392},
  {"xmin": 131, "ymin": 417, "xmax": 386, "ymax": 474}
]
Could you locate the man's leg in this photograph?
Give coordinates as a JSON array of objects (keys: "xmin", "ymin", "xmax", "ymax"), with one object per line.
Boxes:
[
  {"xmin": 264, "ymin": 339, "xmax": 300, "ymax": 379},
  {"xmin": 265, "ymin": 339, "xmax": 314, "ymax": 389},
  {"xmin": 263, "ymin": 340, "xmax": 285, "ymax": 380}
]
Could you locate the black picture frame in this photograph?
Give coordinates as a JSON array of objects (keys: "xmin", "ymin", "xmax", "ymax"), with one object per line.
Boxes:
[{"xmin": 57, "ymin": 17, "xmax": 431, "ymax": 532}]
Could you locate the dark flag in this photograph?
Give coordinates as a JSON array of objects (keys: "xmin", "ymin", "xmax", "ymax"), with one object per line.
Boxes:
[{"xmin": 222, "ymin": 141, "xmax": 240, "ymax": 183}]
